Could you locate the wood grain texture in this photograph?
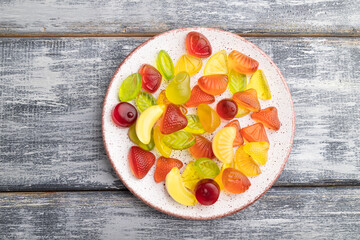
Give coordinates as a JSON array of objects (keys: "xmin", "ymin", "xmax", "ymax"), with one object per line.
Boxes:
[
  {"xmin": 0, "ymin": 187, "xmax": 359, "ymax": 239},
  {"xmin": 0, "ymin": 37, "xmax": 359, "ymax": 191},
  {"xmin": 0, "ymin": 0, "xmax": 359, "ymax": 36}
]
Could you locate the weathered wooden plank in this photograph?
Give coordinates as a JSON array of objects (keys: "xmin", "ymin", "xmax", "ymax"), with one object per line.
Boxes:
[
  {"xmin": 0, "ymin": 37, "xmax": 359, "ymax": 191},
  {"xmin": 0, "ymin": 187, "xmax": 359, "ymax": 239},
  {"xmin": 0, "ymin": 0, "xmax": 359, "ymax": 36}
]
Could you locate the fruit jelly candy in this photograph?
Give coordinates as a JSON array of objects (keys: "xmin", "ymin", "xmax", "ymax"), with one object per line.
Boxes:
[
  {"xmin": 118, "ymin": 73, "xmax": 142, "ymax": 102},
  {"xmin": 160, "ymin": 104, "xmax": 188, "ymax": 135},
  {"xmin": 162, "ymin": 130, "xmax": 196, "ymax": 150},
  {"xmin": 198, "ymin": 74, "xmax": 228, "ymax": 96},
  {"xmin": 153, "ymin": 126, "xmax": 172, "ymax": 158},
  {"xmin": 135, "ymin": 91, "xmax": 157, "ymax": 112},
  {"xmin": 157, "ymin": 90, "xmax": 187, "ymax": 114},
  {"xmin": 128, "ymin": 124, "xmax": 155, "ymax": 151},
  {"xmin": 181, "ymin": 161, "xmax": 203, "ymax": 191},
  {"xmin": 184, "ymin": 114, "xmax": 206, "ymax": 134},
  {"xmin": 128, "ymin": 146, "xmax": 156, "ymax": 179},
  {"xmin": 243, "ymin": 141, "xmax": 269, "ymax": 165},
  {"xmin": 165, "ymin": 72, "xmax": 191, "ymax": 105},
  {"xmin": 228, "ymin": 70, "xmax": 247, "ymax": 94},
  {"xmin": 232, "ymin": 88, "xmax": 261, "ymax": 112},
  {"xmin": 246, "ymin": 69, "xmax": 271, "ymax": 100},
  {"xmin": 224, "ymin": 120, "xmax": 244, "ymax": 146},
  {"xmin": 156, "ymin": 50, "xmax": 174, "ymax": 81},
  {"xmin": 186, "ymin": 31, "xmax": 212, "ymax": 58},
  {"xmin": 184, "ymin": 85, "xmax": 215, "ymax": 108},
  {"xmin": 234, "ymin": 146, "xmax": 261, "ymax": 177},
  {"xmin": 174, "ymin": 54, "xmax": 202, "ymax": 76},
  {"xmin": 136, "ymin": 104, "xmax": 165, "ymax": 144},
  {"xmin": 216, "ymin": 99, "xmax": 238, "ymax": 120},
  {"xmin": 204, "ymin": 50, "xmax": 228, "ymax": 75},
  {"xmin": 154, "ymin": 156, "xmax": 183, "ymax": 183},
  {"xmin": 188, "ymin": 135, "xmax": 214, "ymax": 159},
  {"xmin": 212, "ymin": 126, "xmax": 236, "ymax": 164},
  {"xmin": 240, "ymin": 123, "xmax": 269, "ymax": 143},
  {"xmin": 222, "ymin": 168, "xmax": 251, "ymax": 194},
  {"xmin": 251, "ymin": 107, "xmax": 280, "ymax": 131},
  {"xmin": 197, "ymin": 104, "xmax": 221, "ymax": 133},
  {"xmin": 138, "ymin": 64, "xmax": 162, "ymax": 93},
  {"xmin": 228, "ymin": 50, "xmax": 259, "ymax": 74}
]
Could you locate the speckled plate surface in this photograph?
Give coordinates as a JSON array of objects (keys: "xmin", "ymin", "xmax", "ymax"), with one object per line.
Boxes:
[{"xmin": 102, "ymin": 27, "xmax": 295, "ymax": 220}]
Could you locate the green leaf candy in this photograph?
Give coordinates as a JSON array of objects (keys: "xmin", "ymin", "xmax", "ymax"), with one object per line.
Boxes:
[
  {"xmin": 162, "ymin": 130, "xmax": 195, "ymax": 150},
  {"xmin": 156, "ymin": 50, "xmax": 174, "ymax": 81},
  {"xmin": 184, "ymin": 115, "xmax": 206, "ymax": 134},
  {"xmin": 181, "ymin": 161, "xmax": 203, "ymax": 191},
  {"xmin": 128, "ymin": 124, "xmax": 154, "ymax": 151},
  {"xmin": 135, "ymin": 91, "xmax": 157, "ymax": 112},
  {"xmin": 119, "ymin": 73, "xmax": 142, "ymax": 102},
  {"xmin": 194, "ymin": 158, "xmax": 220, "ymax": 178},
  {"xmin": 228, "ymin": 70, "xmax": 247, "ymax": 94}
]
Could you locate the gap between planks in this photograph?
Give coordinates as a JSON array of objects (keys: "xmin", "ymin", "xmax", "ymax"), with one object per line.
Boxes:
[{"xmin": 0, "ymin": 32, "xmax": 359, "ymax": 38}]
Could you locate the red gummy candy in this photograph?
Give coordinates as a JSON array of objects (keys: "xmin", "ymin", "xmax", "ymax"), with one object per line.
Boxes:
[
  {"xmin": 138, "ymin": 64, "xmax": 162, "ymax": 93},
  {"xmin": 198, "ymin": 74, "xmax": 228, "ymax": 96},
  {"xmin": 216, "ymin": 99, "xmax": 238, "ymax": 120},
  {"xmin": 186, "ymin": 32, "xmax": 212, "ymax": 58},
  {"xmin": 128, "ymin": 146, "xmax": 156, "ymax": 179},
  {"xmin": 251, "ymin": 107, "xmax": 281, "ymax": 131},
  {"xmin": 232, "ymin": 88, "xmax": 261, "ymax": 112},
  {"xmin": 154, "ymin": 156, "xmax": 183, "ymax": 183},
  {"xmin": 225, "ymin": 120, "xmax": 244, "ymax": 147},
  {"xmin": 185, "ymin": 85, "xmax": 215, "ymax": 108},
  {"xmin": 188, "ymin": 135, "xmax": 215, "ymax": 159},
  {"xmin": 160, "ymin": 104, "xmax": 188, "ymax": 134},
  {"xmin": 240, "ymin": 123, "xmax": 269, "ymax": 143}
]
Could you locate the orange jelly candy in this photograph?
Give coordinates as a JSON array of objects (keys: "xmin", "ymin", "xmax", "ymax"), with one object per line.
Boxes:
[
  {"xmin": 197, "ymin": 104, "xmax": 221, "ymax": 133},
  {"xmin": 185, "ymin": 85, "xmax": 215, "ymax": 108},
  {"xmin": 198, "ymin": 74, "xmax": 228, "ymax": 96},
  {"xmin": 154, "ymin": 156, "xmax": 183, "ymax": 183},
  {"xmin": 232, "ymin": 88, "xmax": 261, "ymax": 112},
  {"xmin": 188, "ymin": 135, "xmax": 215, "ymax": 159},
  {"xmin": 241, "ymin": 123, "xmax": 269, "ymax": 143},
  {"xmin": 222, "ymin": 168, "xmax": 251, "ymax": 194},
  {"xmin": 224, "ymin": 120, "xmax": 244, "ymax": 147},
  {"xmin": 228, "ymin": 50, "xmax": 259, "ymax": 74},
  {"xmin": 251, "ymin": 107, "xmax": 281, "ymax": 131}
]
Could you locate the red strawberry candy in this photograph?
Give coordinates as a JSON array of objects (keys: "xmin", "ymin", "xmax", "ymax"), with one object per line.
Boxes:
[
  {"xmin": 128, "ymin": 146, "xmax": 156, "ymax": 179},
  {"xmin": 240, "ymin": 123, "xmax": 269, "ymax": 143},
  {"xmin": 154, "ymin": 156, "xmax": 183, "ymax": 183},
  {"xmin": 185, "ymin": 85, "xmax": 215, "ymax": 108},
  {"xmin": 186, "ymin": 32, "xmax": 212, "ymax": 58},
  {"xmin": 232, "ymin": 88, "xmax": 261, "ymax": 112},
  {"xmin": 198, "ymin": 74, "xmax": 228, "ymax": 96},
  {"xmin": 225, "ymin": 120, "xmax": 244, "ymax": 147},
  {"xmin": 160, "ymin": 104, "xmax": 188, "ymax": 134},
  {"xmin": 188, "ymin": 135, "xmax": 215, "ymax": 159},
  {"xmin": 138, "ymin": 64, "xmax": 162, "ymax": 93},
  {"xmin": 251, "ymin": 107, "xmax": 281, "ymax": 131}
]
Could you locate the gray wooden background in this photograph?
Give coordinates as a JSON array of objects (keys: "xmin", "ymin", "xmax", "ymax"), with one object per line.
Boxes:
[{"xmin": 0, "ymin": 0, "xmax": 359, "ymax": 239}]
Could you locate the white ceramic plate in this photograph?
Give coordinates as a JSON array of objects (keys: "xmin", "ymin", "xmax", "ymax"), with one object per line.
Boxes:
[{"xmin": 102, "ymin": 27, "xmax": 295, "ymax": 220}]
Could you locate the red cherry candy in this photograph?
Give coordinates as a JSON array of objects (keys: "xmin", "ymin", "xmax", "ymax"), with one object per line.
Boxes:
[
  {"xmin": 216, "ymin": 99, "xmax": 238, "ymax": 120},
  {"xmin": 195, "ymin": 179, "xmax": 220, "ymax": 205},
  {"xmin": 111, "ymin": 102, "xmax": 138, "ymax": 128},
  {"xmin": 138, "ymin": 64, "xmax": 162, "ymax": 93},
  {"xmin": 186, "ymin": 32, "xmax": 212, "ymax": 58}
]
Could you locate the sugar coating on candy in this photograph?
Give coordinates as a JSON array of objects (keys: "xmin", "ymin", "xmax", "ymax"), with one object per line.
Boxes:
[
  {"xmin": 197, "ymin": 104, "xmax": 221, "ymax": 133},
  {"xmin": 232, "ymin": 88, "xmax": 261, "ymax": 112},
  {"xmin": 154, "ymin": 156, "xmax": 183, "ymax": 183},
  {"xmin": 246, "ymin": 69, "xmax": 272, "ymax": 100},
  {"xmin": 198, "ymin": 74, "xmax": 229, "ymax": 96},
  {"xmin": 165, "ymin": 72, "xmax": 191, "ymax": 105},
  {"xmin": 160, "ymin": 104, "xmax": 188, "ymax": 135},
  {"xmin": 118, "ymin": 73, "xmax": 142, "ymax": 102},
  {"xmin": 204, "ymin": 50, "xmax": 228, "ymax": 75},
  {"xmin": 228, "ymin": 50, "xmax": 259, "ymax": 74},
  {"xmin": 156, "ymin": 50, "xmax": 174, "ymax": 81},
  {"xmin": 174, "ymin": 54, "xmax": 202, "ymax": 76},
  {"xmin": 186, "ymin": 32, "xmax": 212, "ymax": 58},
  {"xmin": 185, "ymin": 85, "xmax": 215, "ymax": 108},
  {"xmin": 251, "ymin": 106, "xmax": 280, "ymax": 131},
  {"xmin": 138, "ymin": 64, "xmax": 162, "ymax": 93}
]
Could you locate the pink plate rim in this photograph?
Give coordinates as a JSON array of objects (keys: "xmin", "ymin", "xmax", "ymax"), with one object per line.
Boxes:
[{"xmin": 102, "ymin": 27, "xmax": 296, "ymax": 220}]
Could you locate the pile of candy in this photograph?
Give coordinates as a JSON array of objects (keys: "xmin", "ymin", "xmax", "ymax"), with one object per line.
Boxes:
[{"xmin": 111, "ymin": 31, "xmax": 281, "ymax": 206}]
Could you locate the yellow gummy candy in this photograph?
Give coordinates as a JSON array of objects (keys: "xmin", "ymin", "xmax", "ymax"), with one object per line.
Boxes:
[
  {"xmin": 197, "ymin": 104, "xmax": 221, "ymax": 133},
  {"xmin": 243, "ymin": 141, "xmax": 270, "ymax": 165},
  {"xmin": 181, "ymin": 161, "xmax": 203, "ymax": 191},
  {"xmin": 234, "ymin": 145, "xmax": 261, "ymax": 177},
  {"xmin": 212, "ymin": 127, "xmax": 236, "ymax": 164},
  {"xmin": 246, "ymin": 69, "xmax": 272, "ymax": 100},
  {"xmin": 153, "ymin": 126, "xmax": 172, "ymax": 158},
  {"xmin": 174, "ymin": 54, "xmax": 202, "ymax": 76},
  {"xmin": 204, "ymin": 50, "xmax": 228, "ymax": 75},
  {"xmin": 236, "ymin": 105, "xmax": 250, "ymax": 118},
  {"xmin": 165, "ymin": 72, "xmax": 191, "ymax": 105}
]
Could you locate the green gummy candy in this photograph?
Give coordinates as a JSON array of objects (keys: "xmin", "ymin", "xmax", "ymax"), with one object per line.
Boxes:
[
  {"xmin": 162, "ymin": 130, "xmax": 195, "ymax": 150},
  {"xmin": 184, "ymin": 115, "xmax": 206, "ymax": 134},
  {"xmin": 228, "ymin": 70, "xmax": 247, "ymax": 94},
  {"xmin": 194, "ymin": 158, "xmax": 220, "ymax": 178},
  {"xmin": 119, "ymin": 73, "xmax": 142, "ymax": 102},
  {"xmin": 136, "ymin": 91, "xmax": 157, "ymax": 112},
  {"xmin": 156, "ymin": 50, "xmax": 174, "ymax": 81},
  {"xmin": 128, "ymin": 124, "xmax": 155, "ymax": 151},
  {"xmin": 165, "ymin": 72, "xmax": 191, "ymax": 105}
]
